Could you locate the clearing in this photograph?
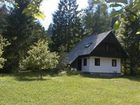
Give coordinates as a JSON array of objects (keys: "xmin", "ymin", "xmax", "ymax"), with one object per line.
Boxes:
[{"xmin": 0, "ymin": 75, "xmax": 140, "ymax": 105}]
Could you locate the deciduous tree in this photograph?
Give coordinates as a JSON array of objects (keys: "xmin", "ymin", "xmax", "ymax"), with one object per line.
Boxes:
[
  {"xmin": 115, "ymin": 0, "xmax": 140, "ymax": 75},
  {"xmin": 0, "ymin": 35, "xmax": 10, "ymax": 69},
  {"xmin": 20, "ymin": 39, "xmax": 59, "ymax": 79}
]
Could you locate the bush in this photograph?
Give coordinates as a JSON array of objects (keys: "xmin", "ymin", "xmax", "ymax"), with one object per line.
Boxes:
[
  {"xmin": 19, "ymin": 39, "xmax": 59, "ymax": 79},
  {"xmin": 0, "ymin": 35, "xmax": 10, "ymax": 69}
]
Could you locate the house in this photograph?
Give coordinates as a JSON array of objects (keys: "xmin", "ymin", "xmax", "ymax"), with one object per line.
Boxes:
[{"xmin": 67, "ymin": 31, "xmax": 127, "ymax": 76}]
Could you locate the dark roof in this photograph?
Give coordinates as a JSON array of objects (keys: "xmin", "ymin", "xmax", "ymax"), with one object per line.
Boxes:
[{"xmin": 68, "ymin": 31, "xmax": 112, "ymax": 64}]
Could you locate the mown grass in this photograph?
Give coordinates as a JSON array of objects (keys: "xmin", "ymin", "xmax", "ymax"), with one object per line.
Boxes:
[{"xmin": 0, "ymin": 74, "xmax": 140, "ymax": 105}]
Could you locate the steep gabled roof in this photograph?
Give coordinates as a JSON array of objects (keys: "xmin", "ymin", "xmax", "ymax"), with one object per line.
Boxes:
[{"xmin": 68, "ymin": 31, "xmax": 112, "ymax": 64}]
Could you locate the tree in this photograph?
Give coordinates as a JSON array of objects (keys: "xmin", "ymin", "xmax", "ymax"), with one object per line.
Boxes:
[
  {"xmin": 0, "ymin": 5, "xmax": 8, "ymax": 34},
  {"xmin": 85, "ymin": 0, "xmax": 129, "ymax": 33},
  {"xmin": 3, "ymin": 0, "xmax": 46, "ymax": 72},
  {"xmin": 23, "ymin": 0, "xmax": 45, "ymax": 19},
  {"xmin": 51, "ymin": 0, "xmax": 84, "ymax": 52},
  {"xmin": 115, "ymin": 0, "xmax": 140, "ymax": 75},
  {"xmin": 0, "ymin": 0, "xmax": 44, "ymax": 19},
  {"xmin": 82, "ymin": 4, "xmax": 111, "ymax": 35},
  {"xmin": 0, "ymin": 35, "xmax": 10, "ymax": 69},
  {"xmin": 20, "ymin": 39, "xmax": 59, "ymax": 79}
]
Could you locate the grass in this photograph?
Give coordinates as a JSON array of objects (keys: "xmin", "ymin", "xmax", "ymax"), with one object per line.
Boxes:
[{"xmin": 0, "ymin": 74, "xmax": 140, "ymax": 105}]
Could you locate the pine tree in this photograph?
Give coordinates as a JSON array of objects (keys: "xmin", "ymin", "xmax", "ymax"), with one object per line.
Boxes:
[
  {"xmin": 51, "ymin": 0, "xmax": 84, "ymax": 52},
  {"xmin": 82, "ymin": 2, "xmax": 111, "ymax": 35},
  {"xmin": 3, "ymin": 0, "xmax": 46, "ymax": 72},
  {"xmin": 0, "ymin": 5, "xmax": 8, "ymax": 34}
]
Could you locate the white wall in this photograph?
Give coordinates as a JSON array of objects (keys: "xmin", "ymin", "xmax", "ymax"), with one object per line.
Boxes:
[{"xmin": 81, "ymin": 56, "xmax": 121, "ymax": 73}]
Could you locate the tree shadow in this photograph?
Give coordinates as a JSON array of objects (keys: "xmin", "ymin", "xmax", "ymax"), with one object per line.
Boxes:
[
  {"xmin": 80, "ymin": 73, "xmax": 140, "ymax": 82},
  {"xmin": 66, "ymin": 71, "xmax": 80, "ymax": 76},
  {"xmin": 15, "ymin": 76, "xmax": 48, "ymax": 81},
  {"xmin": 80, "ymin": 73, "xmax": 118, "ymax": 79},
  {"xmin": 14, "ymin": 72, "xmax": 50, "ymax": 81},
  {"xmin": 123, "ymin": 76, "xmax": 140, "ymax": 82}
]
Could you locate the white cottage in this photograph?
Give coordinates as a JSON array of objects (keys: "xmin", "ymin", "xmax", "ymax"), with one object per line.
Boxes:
[{"xmin": 68, "ymin": 31, "xmax": 127, "ymax": 76}]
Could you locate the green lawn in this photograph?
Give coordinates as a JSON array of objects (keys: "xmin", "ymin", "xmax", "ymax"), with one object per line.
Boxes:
[{"xmin": 0, "ymin": 74, "xmax": 140, "ymax": 105}]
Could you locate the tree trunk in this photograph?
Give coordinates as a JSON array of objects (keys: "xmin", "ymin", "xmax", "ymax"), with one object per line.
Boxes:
[
  {"xmin": 39, "ymin": 70, "xmax": 43, "ymax": 80},
  {"xmin": 130, "ymin": 61, "xmax": 136, "ymax": 76},
  {"xmin": 130, "ymin": 66, "xmax": 134, "ymax": 75}
]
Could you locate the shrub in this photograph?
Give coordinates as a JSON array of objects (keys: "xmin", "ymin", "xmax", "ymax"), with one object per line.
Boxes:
[
  {"xmin": 0, "ymin": 35, "xmax": 10, "ymax": 69},
  {"xmin": 19, "ymin": 39, "xmax": 59, "ymax": 79}
]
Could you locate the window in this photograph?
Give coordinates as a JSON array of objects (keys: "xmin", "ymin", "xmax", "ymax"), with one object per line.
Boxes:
[
  {"xmin": 83, "ymin": 58, "xmax": 87, "ymax": 66},
  {"xmin": 112, "ymin": 59, "xmax": 117, "ymax": 67},
  {"xmin": 85, "ymin": 42, "xmax": 92, "ymax": 48},
  {"xmin": 95, "ymin": 58, "xmax": 100, "ymax": 66}
]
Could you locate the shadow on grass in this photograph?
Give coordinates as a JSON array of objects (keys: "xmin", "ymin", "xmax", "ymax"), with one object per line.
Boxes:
[
  {"xmin": 80, "ymin": 73, "xmax": 117, "ymax": 79},
  {"xmin": 1, "ymin": 70, "xmax": 140, "ymax": 82},
  {"xmin": 15, "ymin": 76, "xmax": 48, "ymax": 81},
  {"xmin": 123, "ymin": 76, "xmax": 140, "ymax": 82},
  {"xmin": 65, "ymin": 71, "xmax": 80, "ymax": 76},
  {"xmin": 14, "ymin": 72, "xmax": 50, "ymax": 81},
  {"xmin": 80, "ymin": 73, "xmax": 140, "ymax": 81}
]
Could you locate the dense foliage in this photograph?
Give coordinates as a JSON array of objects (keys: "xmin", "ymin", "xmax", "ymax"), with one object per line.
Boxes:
[
  {"xmin": 82, "ymin": 1, "xmax": 111, "ymax": 35},
  {"xmin": 0, "ymin": 35, "xmax": 10, "ymax": 69},
  {"xmin": 20, "ymin": 39, "xmax": 59, "ymax": 79},
  {"xmin": 0, "ymin": 5, "xmax": 8, "ymax": 34},
  {"xmin": 115, "ymin": 0, "xmax": 140, "ymax": 75},
  {"xmin": 51, "ymin": 0, "xmax": 84, "ymax": 52},
  {"xmin": 2, "ymin": 0, "xmax": 47, "ymax": 72}
]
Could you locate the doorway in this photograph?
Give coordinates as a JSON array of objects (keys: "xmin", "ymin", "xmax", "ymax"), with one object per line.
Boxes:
[{"xmin": 78, "ymin": 58, "xmax": 82, "ymax": 71}]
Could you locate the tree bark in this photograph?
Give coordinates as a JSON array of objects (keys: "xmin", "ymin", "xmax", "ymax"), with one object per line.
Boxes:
[{"xmin": 39, "ymin": 70, "xmax": 43, "ymax": 80}]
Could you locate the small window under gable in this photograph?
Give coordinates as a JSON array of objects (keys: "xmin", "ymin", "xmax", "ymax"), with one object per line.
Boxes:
[
  {"xmin": 83, "ymin": 58, "xmax": 87, "ymax": 66},
  {"xmin": 95, "ymin": 58, "xmax": 100, "ymax": 66},
  {"xmin": 112, "ymin": 59, "xmax": 117, "ymax": 67}
]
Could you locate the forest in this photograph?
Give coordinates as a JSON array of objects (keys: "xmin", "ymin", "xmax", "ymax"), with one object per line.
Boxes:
[{"xmin": 0, "ymin": 0, "xmax": 140, "ymax": 78}]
